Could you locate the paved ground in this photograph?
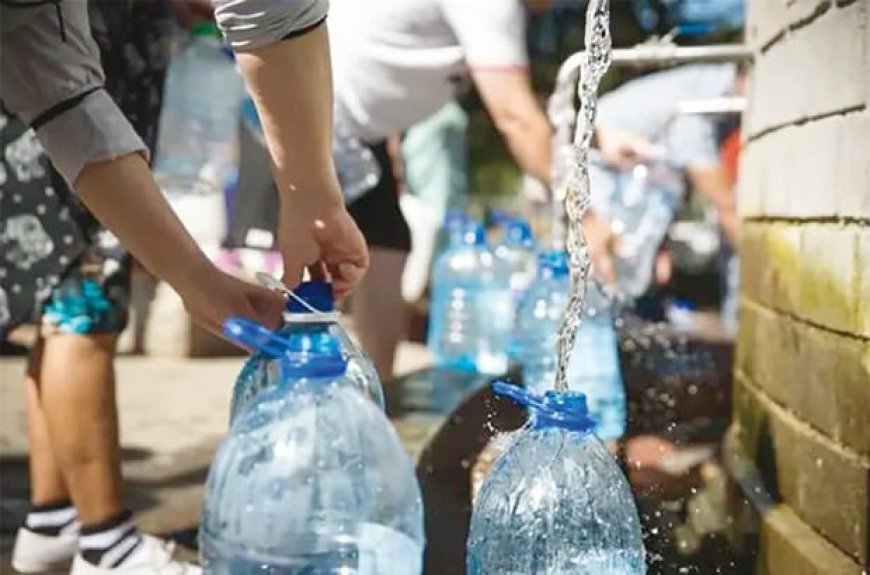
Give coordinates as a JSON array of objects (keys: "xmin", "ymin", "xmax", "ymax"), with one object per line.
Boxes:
[{"xmin": 0, "ymin": 343, "xmax": 432, "ymax": 572}]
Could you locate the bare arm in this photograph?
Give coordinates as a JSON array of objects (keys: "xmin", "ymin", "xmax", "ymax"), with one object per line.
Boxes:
[
  {"xmin": 472, "ymin": 68, "xmax": 618, "ymax": 282},
  {"xmin": 471, "ymin": 68, "xmax": 553, "ymax": 186},
  {"xmin": 686, "ymin": 164, "xmax": 738, "ymax": 243},
  {"xmin": 231, "ymin": 25, "xmax": 368, "ymax": 296},
  {"xmin": 75, "ymin": 154, "xmax": 283, "ymax": 332}
]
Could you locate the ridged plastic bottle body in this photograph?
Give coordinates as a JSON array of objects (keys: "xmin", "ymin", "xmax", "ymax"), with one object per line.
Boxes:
[
  {"xmin": 467, "ymin": 425, "xmax": 645, "ymax": 574},
  {"xmin": 428, "ymin": 227, "xmax": 513, "ymax": 376},
  {"xmin": 610, "ymin": 164, "xmax": 680, "ymax": 298},
  {"xmin": 154, "ymin": 33, "xmax": 243, "ymax": 198},
  {"xmin": 203, "ymin": 374, "xmax": 423, "ymax": 574},
  {"xmin": 515, "ymin": 255, "xmax": 626, "ymax": 441},
  {"xmin": 230, "ymin": 321, "xmax": 384, "ymax": 423}
]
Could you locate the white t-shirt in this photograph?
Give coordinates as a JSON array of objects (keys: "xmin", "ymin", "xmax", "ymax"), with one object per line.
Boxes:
[
  {"xmin": 597, "ymin": 64, "xmax": 737, "ymax": 168},
  {"xmin": 328, "ymin": 0, "xmax": 528, "ymax": 142}
]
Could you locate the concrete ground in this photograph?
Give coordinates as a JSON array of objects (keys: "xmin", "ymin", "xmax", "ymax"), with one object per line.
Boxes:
[{"xmin": 0, "ymin": 343, "xmax": 432, "ymax": 573}]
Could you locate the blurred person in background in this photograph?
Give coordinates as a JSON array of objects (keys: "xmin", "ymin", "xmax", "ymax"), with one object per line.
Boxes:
[
  {"xmin": 399, "ymin": 102, "xmax": 470, "ymax": 304},
  {"xmin": 1, "ymin": 0, "xmax": 369, "ymax": 571},
  {"xmin": 591, "ymin": 63, "xmax": 744, "ymax": 319},
  {"xmin": 327, "ymin": 0, "xmax": 630, "ymax": 380}
]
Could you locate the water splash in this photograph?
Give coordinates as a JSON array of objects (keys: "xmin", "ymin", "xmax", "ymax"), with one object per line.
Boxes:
[{"xmin": 555, "ymin": 0, "xmax": 613, "ymax": 392}]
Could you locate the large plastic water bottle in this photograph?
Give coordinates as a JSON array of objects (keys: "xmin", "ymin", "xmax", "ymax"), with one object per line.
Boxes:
[
  {"xmin": 492, "ymin": 214, "xmax": 537, "ymax": 308},
  {"xmin": 468, "ymin": 382, "xmax": 645, "ymax": 574},
  {"xmin": 230, "ymin": 281, "xmax": 384, "ymax": 422},
  {"xmin": 610, "ymin": 161, "xmax": 681, "ymax": 299},
  {"xmin": 154, "ymin": 23, "xmax": 243, "ymax": 198},
  {"xmin": 514, "ymin": 250, "xmax": 626, "ymax": 441},
  {"xmin": 427, "ymin": 217, "xmax": 513, "ymax": 375},
  {"xmin": 202, "ymin": 318, "xmax": 424, "ymax": 574},
  {"xmin": 334, "ymin": 131, "xmax": 382, "ymax": 204}
]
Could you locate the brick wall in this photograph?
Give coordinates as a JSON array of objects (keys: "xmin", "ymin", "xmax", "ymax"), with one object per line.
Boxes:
[{"xmin": 734, "ymin": 1, "xmax": 870, "ymax": 573}]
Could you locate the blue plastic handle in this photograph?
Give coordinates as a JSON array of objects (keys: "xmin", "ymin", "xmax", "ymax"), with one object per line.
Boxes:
[
  {"xmin": 491, "ymin": 381, "xmax": 596, "ymax": 432},
  {"xmin": 223, "ymin": 317, "xmax": 288, "ymax": 358}
]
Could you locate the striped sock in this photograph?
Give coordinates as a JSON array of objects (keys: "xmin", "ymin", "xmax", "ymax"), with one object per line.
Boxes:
[
  {"xmin": 25, "ymin": 500, "xmax": 79, "ymax": 536},
  {"xmin": 79, "ymin": 511, "xmax": 143, "ymax": 568}
]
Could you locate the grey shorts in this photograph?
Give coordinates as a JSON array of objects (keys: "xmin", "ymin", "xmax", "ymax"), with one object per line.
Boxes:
[{"xmin": 213, "ymin": 0, "xmax": 328, "ymax": 51}]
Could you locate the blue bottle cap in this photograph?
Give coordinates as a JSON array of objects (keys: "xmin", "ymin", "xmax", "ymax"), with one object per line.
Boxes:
[
  {"xmin": 505, "ymin": 219, "xmax": 534, "ymax": 248},
  {"xmin": 463, "ymin": 221, "xmax": 487, "ymax": 247},
  {"xmin": 538, "ymin": 250, "xmax": 569, "ymax": 278},
  {"xmin": 445, "ymin": 211, "xmax": 468, "ymax": 228},
  {"xmin": 492, "ymin": 381, "xmax": 596, "ymax": 433},
  {"xmin": 286, "ymin": 280, "xmax": 335, "ymax": 313},
  {"xmin": 224, "ymin": 317, "xmax": 346, "ymax": 378},
  {"xmin": 490, "ymin": 209, "xmax": 511, "ymax": 227}
]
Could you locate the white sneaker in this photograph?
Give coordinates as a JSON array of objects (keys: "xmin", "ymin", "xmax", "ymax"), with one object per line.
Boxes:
[
  {"xmin": 12, "ymin": 526, "xmax": 78, "ymax": 573},
  {"xmin": 70, "ymin": 535, "xmax": 202, "ymax": 574}
]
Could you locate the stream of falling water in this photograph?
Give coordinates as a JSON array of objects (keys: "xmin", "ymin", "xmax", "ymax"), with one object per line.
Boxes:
[{"xmin": 554, "ymin": 0, "xmax": 613, "ymax": 392}]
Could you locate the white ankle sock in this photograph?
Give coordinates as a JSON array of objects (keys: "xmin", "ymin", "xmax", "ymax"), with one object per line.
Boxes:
[{"xmin": 79, "ymin": 511, "xmax": 143, "ymax": 568}]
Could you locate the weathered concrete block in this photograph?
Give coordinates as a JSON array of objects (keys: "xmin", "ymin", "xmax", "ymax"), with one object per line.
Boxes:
[
  {"xmin": 834, "ymin": 115, "xmax": 870, "ymax": 219},
  {"xmin": 737, "ymin": 301, "xmax": 870, "ymax": 457},
  {"xmin": 739, "ymin": 223, "xmax": 802, "ymax": 312},
  {"xmin": 748, "ymin": 1, "xmax": 868, "ymax": 137},
  {"xmin": 740, "ymin": 222, "xmax": 865, "ymax": 337},
  {"xmin": 798, "ymin": 224, "xmax": 863, "ymax": 336},
  {"xmin": 859, "ymin": 230, "xmax": 870, "ymax": 338},
  {"xmin": 739, "ymin": 113, "xmax": 870, "ymax": 220},
  {"xmin": 747, "ymin": 0, "xmax": 791, "ymax": 50},
  {"xmin": 734, "ymin": 378, "xmax": 869, "ymax": 565},
  {"xmin": 759, "ymin": 504, "xmax": 864, "ymax": 575},
  {"xmin": 746, "ymin": 0, "xmax": 833, "ymax": 51}
]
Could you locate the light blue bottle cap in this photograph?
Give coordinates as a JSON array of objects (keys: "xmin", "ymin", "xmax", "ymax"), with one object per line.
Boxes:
[
  {"xmin": 463, "ymin": 221, "xmax": 487, "ymax": 247},
  {"xmin": 445, "ymin": 211, "xmax": 468, "ymax": 228},
  {"xmin": 505, "ymin": 219, "xmax": 534, "ymax": 248},
  {"xmin": 538, "ymin": 250, "xmax": 569, "ymax": 279},
  {"xmin": 224, "ymin": 317, "xmax": 346, "ymax": 378},
  {"xmin": 490, "ymin": 209, "xmax": 511, "ymax": 227},
  {"xmin": 492, "ymin": 381, "xmax": 596, "ymax": 433}
]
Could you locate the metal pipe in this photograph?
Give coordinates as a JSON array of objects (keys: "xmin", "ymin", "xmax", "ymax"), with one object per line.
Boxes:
[
  {"xmin": 678, "ymin": 96, "xmax": 746, "ymax": 116},
  {"xmin": 611, "ymin": 43, "xmax": 753, "ymax": 65},
  {"xmin": 556, "ymin": 42, "xmax": 752, "ymax": 85}
]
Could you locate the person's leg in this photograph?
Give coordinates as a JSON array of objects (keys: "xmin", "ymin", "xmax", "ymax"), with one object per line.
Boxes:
[
  {"xmin": 12, "ymin": 339, "xmax": 82, "ymax": 574},
  {"xmin": 24, "ymin": 339, "xmax": 70, "ymax": 507},
  {"xmin": 353, "ymin": 248, "xmax": 408, "ymax": 380},
  {"xmin": 39, "ymin": 332, "xmax": 123, "ymax": 525},
  {"xmin": 347, "ymin": 141, "xmax": 411, "ymax": 381}
]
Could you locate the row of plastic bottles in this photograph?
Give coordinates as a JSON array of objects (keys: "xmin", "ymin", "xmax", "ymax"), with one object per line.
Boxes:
[
  {"xmin": 427, "ymin": 211, "xmax": 635, "ymax": 442},
  {"xmin": 204, "ymin": 278, "xmax": 643, "ymax": 573},
  {"xmin": 426, "ymin": 212, "xmax": 535, "ymax": 377}
]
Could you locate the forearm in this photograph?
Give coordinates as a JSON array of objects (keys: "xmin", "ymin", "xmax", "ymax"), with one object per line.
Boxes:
[
  {"xmin": 472, "ymin": 69, "xmax": 553, "ymax": 187},
  {"xmin": 234, "ymin": 24, "xmax": 344, "ymax": 218},
  {"xmin": 498, "ymin": 110, "xmax": 553, "ymax": 187},
  {"xmin": 687, "ymin": 164, "xmax": 738, "ymax": 242},
  {"xmin": 74, "ymin": 153, "xmax": 214, "ymax": 296}
]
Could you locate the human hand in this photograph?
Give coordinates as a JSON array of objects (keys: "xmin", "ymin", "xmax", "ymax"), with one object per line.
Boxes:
[
  {"xmin": 179, "ymin": 265, "xmax": 284, "ymax": 337},
  {"xmin": 277, "ymin": 200, "xmax": 369, "ymax": 300},
  {"xmin": 595, "ymin": 127, "xmax": 655, "ymax": 171},
  {"xmin": 582, "ymin": 211, "xmax": 617, "ymax": 286}
]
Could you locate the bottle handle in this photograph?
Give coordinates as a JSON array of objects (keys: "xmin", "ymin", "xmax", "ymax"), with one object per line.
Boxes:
[{"xmin": 224, "ymin": 317, "xmax": 288, "ymax": 358}]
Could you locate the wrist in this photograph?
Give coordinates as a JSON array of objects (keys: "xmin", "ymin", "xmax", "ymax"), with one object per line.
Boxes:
[
  {"xmin": 170, "ymin": 251, "xmax": 219, "ymax": 301},
  {"xmin": 280, "ymin": 181, "xmax": 346, "ymax": 221}
]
